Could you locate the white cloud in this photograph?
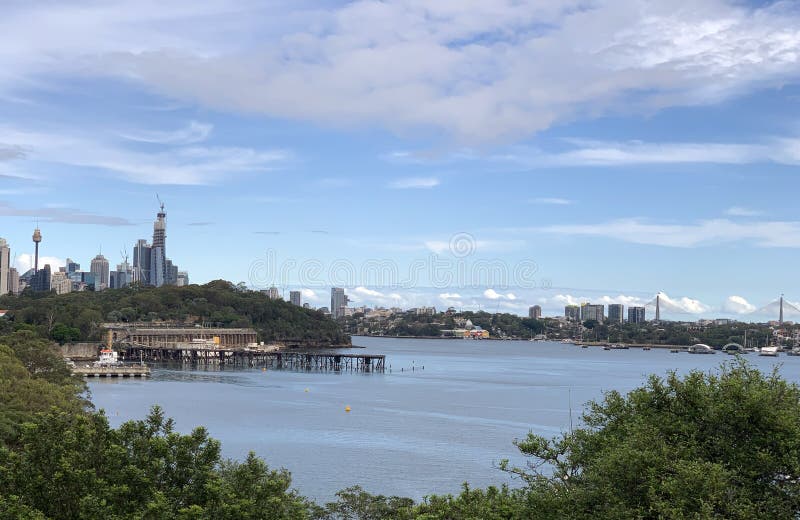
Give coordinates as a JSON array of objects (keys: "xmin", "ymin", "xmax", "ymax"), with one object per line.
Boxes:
[
  {"xmin": 0, "ymin": 126, "xmax": 287, "ymax": 185},
  {"xmin": 723, "ymin": 295, "xmax": 756, "ymax": 314},
  {"xmin": 352, "ymin": 286, "xmax": 385, "ymax": 298},
  {"xmin": 439, "ymin": 292, "xmax": 461, "ymax": 300},
  {"xmin": 389, "ymin": 177, "xmax": 440, "ymax": 189},
  {"xmin": 725, "ymin": 206, "xmax": 762, "ymax": 217},
  {"xmin": 119, "ymin": 120, "xmax": 213, "ymax": 145},
  {"xmin": 530, "ymin": 197, "xmax": 572, "ymax": 205},
  {"xmin": 15, "ymin": 254, "xmax": 65, "ymax": 273},
  {"xmin": 483, "ymin": 288, "xmax": 516, "ymax": 300},
  {"xmin": 544, "ymin": 218, "xmax": 800, "ymax": 248},
  {"xmin": 3, "ymin": 1, "xmax": 800, "ymax": 142},
  {"xmin": 0, "ymin": 201, "xmax": 134, "ymax": 226},
  {"xmin": 301, "ymin": 288, "xmax": 320, "ymax": 302},
  {"xmin": 652, "ymin": 293, "xmax": 710, "ymax": 315}
]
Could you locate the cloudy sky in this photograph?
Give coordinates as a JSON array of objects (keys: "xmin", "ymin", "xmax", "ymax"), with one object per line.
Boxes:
[{"xmin": 2, "ymin": 0, "xmax": 800, "ymax": 320}]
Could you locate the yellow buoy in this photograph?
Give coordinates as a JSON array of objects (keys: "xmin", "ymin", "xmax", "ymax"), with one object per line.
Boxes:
[
  {"xmin": 345, "ymin": 405, "xmax": 351, "ymax": 413},
  {"xmin": 304, "ymin": 388, "xmax": 309, "ymax": 393}
]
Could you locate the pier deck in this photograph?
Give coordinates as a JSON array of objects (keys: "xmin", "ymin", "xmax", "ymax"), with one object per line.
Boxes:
[
  {"xmin": 123, "ymin": 346, "xmax": 385, "ymax": 372},
  {"xmin": 73, "ymin": 365, "xmax": 151, "ymax": 378}
]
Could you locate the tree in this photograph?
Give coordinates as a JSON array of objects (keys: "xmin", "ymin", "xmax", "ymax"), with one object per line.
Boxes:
[{"xmin": 503, "ymin": 360, "xmax": 800, "ymax": 519}]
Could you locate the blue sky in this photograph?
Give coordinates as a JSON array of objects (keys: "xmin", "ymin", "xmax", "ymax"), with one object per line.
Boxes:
[{"xmin": 2, "ymin": 0, "xmax": 800, "ymax": 320}]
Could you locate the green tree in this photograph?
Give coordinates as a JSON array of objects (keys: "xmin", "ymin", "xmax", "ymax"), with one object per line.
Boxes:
[{"xmin": 503, "ymin": 360, "xmax": 800, "ymax": 519}]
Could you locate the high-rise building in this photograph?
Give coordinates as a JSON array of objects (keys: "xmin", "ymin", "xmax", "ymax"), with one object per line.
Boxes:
[
  {"xmin": 151, "ymin": 203, "xmax": 167, "ymax": 287},
  {"xmin": 0, "ymin": 238, "xmax": 9, "ymax": 296},
  {"xmin": 7, "ymin": 268, "xmax": 19, "ymax": 295},
  {"xmin": 628, "ymin": 306, "xmax": 646, "ymax": 324},
  {"xmin": 580, "ymin": 303, "xmax": 604, "ymax": 323},
  {"xmin": 290, "ymin": 290, "xmax": 301, "ymax": 306},
  {"xmin": 565, "ymin": 305, "xmax": 580, "ymax": 321},
  {"xmin": 262, "ymin": 287, "xmax": 281, "ymax": 300},
  {"xmin": 51, "ymin": 271, "xmax": 72, "ymax": 295},
  {"xmin": 90, "ymin": 254, "xmax": 110, "ymax": 291},
  {"xmin": 607, "ymin": 304, "xmax": 624, "ymax": 324},
  {"xmin": 132, "ymin": 239, "xmax": 152, "ymax": 285},
  {"xmin": 165, "ymin": 259, "xmax": 179, "ymax": 286},
  {"xmin": 176, "ymin": 271, "xmax": 189, "ymax": 287},
  {"xmin": 30, "ymin": 264, "xmax": 51, "ymax": 292},
  {"xmin": 331, "ymin": 287, "xmax": 349, "ymax": 319},
  {"xmin": 528, "ymin": 305, "xmax": 542, "ymax": 319},
  {"xmin": 65, "ymin": 258, "xmax": 80, "ymax": 274}
]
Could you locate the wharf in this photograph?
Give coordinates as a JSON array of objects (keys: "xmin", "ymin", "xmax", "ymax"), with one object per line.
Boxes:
[
  {"xmin": 123, "ymin": 345, "xmax": 385, "ymax": 372},
  {"xmin": 73, "ymin": 365, "xmax": 151, "ymax": 378}
]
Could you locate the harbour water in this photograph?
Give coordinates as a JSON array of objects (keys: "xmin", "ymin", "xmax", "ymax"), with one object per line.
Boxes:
[{"xmin": 89, "ymin": 337, "xmax": 800, "ymax": 501}]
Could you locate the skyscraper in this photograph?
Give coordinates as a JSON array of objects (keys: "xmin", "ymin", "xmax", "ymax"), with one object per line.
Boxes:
[
  {"xmin": 580, "ymin": 303, "xmax": 604, "ymax": 323},
  {"xmin": 607, "ymin": 304, "xmax": 624, "ymax": 324},
  {"xmin": 30, "ymin": 264, "xmax": 51, "ymax": 292},
  {"xmin": 331, "ymin": 287, "xmax": 349, "ymax": 319},
  {"xmin": 528, "ymin": 305, "xmax": 542, "ymax": 319},
  {"xmin": 7, "ymin": 268, "xmax": 19, "ymax": 295},
  {"xmin": 0, "ymin": 238, "xmax": 9, "ymax": 296},
  {"xmin": 290, "ymin": 290, "xmax": 301, "ymax": 306},
  {"xmin": 151, "ymin": 202, "xmax": 167, "ymax": 287},
  {"xmin": 111, "ymin": 258, "xmax": 133, "ymax": 289},
  {"xmin": 132, "ymin": 239, "xmax": 151, "ymax": 285},
  {"xmin": 628, "ymin": 306, "xmax": 646, "ymax": 324},
  {"xmin": 90, "ymin": 254, "xmax": 110, "ymax": 291},
  {"xmin": 65, "ymin": 258, "xmax": 80, "ymax": 274},
  {"xmin": 176, "ymin": 271, "xmax": 189, "ymax": 286},
  {"xmin": 565, "ymin": 305, "xmax": 580, "ymax": 321}
]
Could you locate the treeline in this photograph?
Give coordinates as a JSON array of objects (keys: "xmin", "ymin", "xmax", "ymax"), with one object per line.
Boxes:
[
  {"xmin": 4, "ymin": 325, "xmax": 800, "ymax": 518},
  {"xmin": 345, "ymin": 311, "xmax": 546, "ymax": 338},
  {"xmin": 0, "ymin": 280, "xmax": 349, "ymax": 346}
]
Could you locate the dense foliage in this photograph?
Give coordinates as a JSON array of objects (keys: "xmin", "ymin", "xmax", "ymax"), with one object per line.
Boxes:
[
  {"xmin": 0, "ymin": 280, "xmax": 349, "ymax": 346},
  {"xmin": 504, "ymin": 360, "xmax": 800, "ymax": 518},
  {"xmin": 4, "ymin": 323, "xmax": 800, "ymax": 518}
]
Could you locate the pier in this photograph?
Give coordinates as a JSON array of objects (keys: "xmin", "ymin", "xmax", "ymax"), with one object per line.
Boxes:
[
  {"xmin": 123, "ymin": 346, "xmax": 386, "ymax": 372},
  {"xmin": 73, "ymin": 365, "xmax": 151, "ymax": 378}
]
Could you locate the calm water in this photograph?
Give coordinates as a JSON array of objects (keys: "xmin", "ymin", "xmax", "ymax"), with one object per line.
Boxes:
[{"xmin": 89, "ymin": 338, "xmax": 800, "ymax": 501}]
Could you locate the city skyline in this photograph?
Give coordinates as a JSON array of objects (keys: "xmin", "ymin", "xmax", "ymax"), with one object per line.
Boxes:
[{"xmin": 1, "ymin": 1, "xmax": 800, "ymax": 319}]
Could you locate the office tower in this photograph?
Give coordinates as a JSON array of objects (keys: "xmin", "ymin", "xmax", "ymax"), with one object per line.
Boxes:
[
  {"xmin": 165, "ymin": 259, "xmax": 179, "ymax": 285},
  {"xmin": 580, "ymin": 303, "xmax": 604, "ymax": 323},
  {"xmin": 7, "ymin": 268, "xmax": 19, "ymax": 295},
  {"xmin": 30, "ymin": 264, "xmax": 51, "ymax": 292},
  {"xmin": 113, "ymin": 258, "xmax": 132, "ymax": 289},
  {"xmin": 150, "ymin": 202, "xmax": 167, "ymax": 287},
  {"xmin": 177, "ymin": 271, "xmax": 189, "ymax": 286},
  {"xmin": 331, "ymin": 287, "xmax": 349, "ymax": 319},
  {"xmin": 607, "ymin": 304, "xmax": 624, "ymax": 324},
  {"xmin": 565, "ymin": 305, "xmax": 580, "ymax": 321},
  {"xmin": 32, "ymin": 228, "xmax": 42, "ymax": 272},
  {"xmin": 628, "ymin": 306, "xmax": 646, "ymax": 324},
  {"xmin": 133, "ymin": 239, "xmax": 152, "ymax": 285},
  {"xmin": 290, "ymin": 290, "xmax": 301, "ymax": 306},
  {"xmin": 50, "ymin": 271, "xmax": 72, "ymax": 295},
  {"xmin": 528, "ymin": 305, "xmax": 542, "ymax": 319},
  {"xmin": 65, "ymin": 258, "xmax": 80, "ymax": 274},
  {"xmin": 0, "ymin": 238, "xmax": 9, "ymax": 296},
  {"xmin": 90, "ymin": 254, "xmax": 110, "ymax": 291}
]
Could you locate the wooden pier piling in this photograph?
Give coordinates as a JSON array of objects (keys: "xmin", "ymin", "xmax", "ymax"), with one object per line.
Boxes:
[{"xmin": 122, "ymin": 346, "xmax": 385, "ymax": 373}]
